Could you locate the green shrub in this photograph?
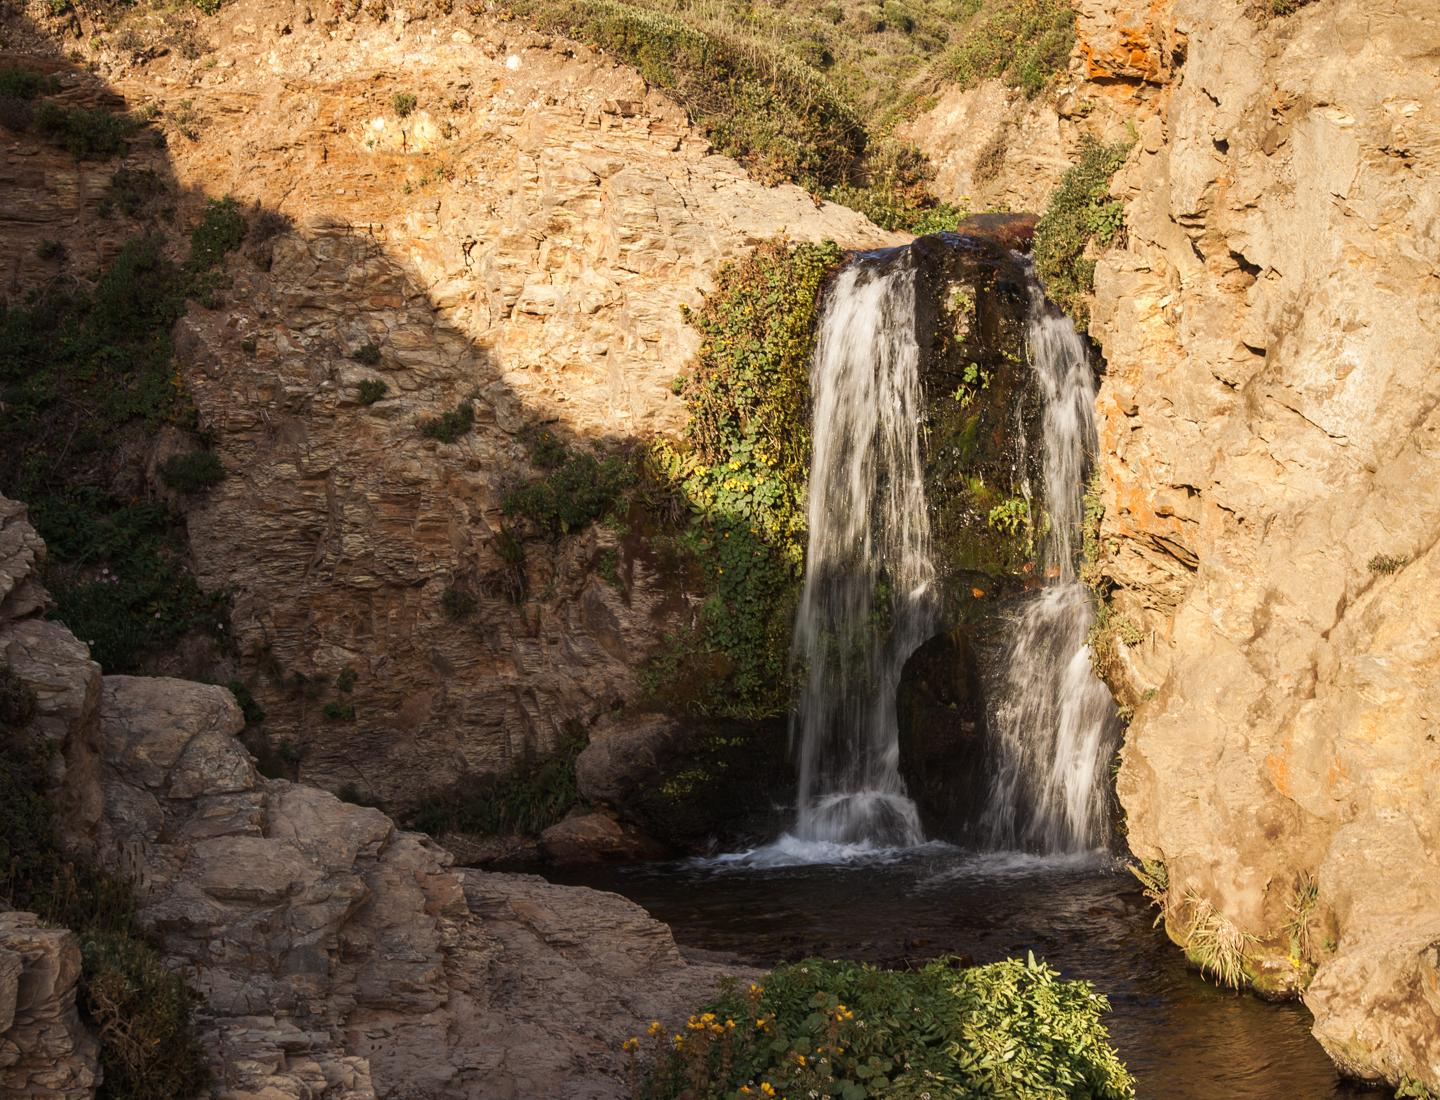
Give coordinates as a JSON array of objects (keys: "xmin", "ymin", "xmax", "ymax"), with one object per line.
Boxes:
[
  {"xmin": 0, "ymin": 232, "xmax": 235, "ymax": 673},
  {"xmin": 185, "ymin": 196, "xmax": 246, "ymax": 275},
  {"xmin": 640, "ymin": 239, "xmax": 841, "ymax": 718},
  {"xmin": 411, "ymin": 731, "xmax": 585, "ymax": 836},
  {"xmin": 419, "ymin": 401, "xmax": 475, "ymax": 443},
  {"xmin": 32, "ymin": 100, "xmax": 134, "ymax": 158},
  {"xmin": 226, "ymin": 679, "xmax": 265, "ymax": 725},
  {"xmin": 636, "ymin": 956, "xmax": 1134, "ymax": 1099},
  {"xmin": 440, "ymin": 583, "xmax": 478, "ymax": 620},
  {"xmin": 392, "ymin": 91, "xmax": 418, "ymax": 117},
  {"xmin": 1033, "ymin": 137, "xmax": 1135, "ymax": 328},
  {"xmin": 503, "ymin": 442, "xmax": 637, "ymax": 536},
  {"xmin": 0, "ymin": 66, "xmax": 61, "ymax": 100},
  {"xmin": 357, "ymin": 378, "xmax": 387, "ymax": 405},
  {"xmin": 353, "ymin": 341, "xmax": 382, "ymax": 365},
  {"xmin": 160, "ymin": 452, "xmax": 225, "ymax": 493},
  {"xmin": 942, "ymin": 0, "xmax": 1075, "ymax": 97},
  {"xmin": 321, "ymin": 701, "xmax": 355, "ymax": 721},
  {"xmin": 36, "ymin": 238, "xmax": 66, "ymax": 262}
]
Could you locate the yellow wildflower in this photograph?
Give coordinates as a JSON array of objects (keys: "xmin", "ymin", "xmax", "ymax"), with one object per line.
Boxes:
[
  {"xmin": 622, "ymin": 1037, "xmax": 639, "ymax": 1052},
  {"xmin": 761, "ymin": 1085, "xmax": 776, "ymax": 1097},
  {"xmin": 647, "ymin": 1021, "xmax": 663, "ymax": 1036}
]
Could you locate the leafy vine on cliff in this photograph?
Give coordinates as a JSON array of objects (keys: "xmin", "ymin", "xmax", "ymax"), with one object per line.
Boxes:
[
  {"xmin": 643, "ymin": 239, "xmax": 843, "ymax": 719},
  {"xmin": 1033, "ymin": 136, "xmax": 1135, "ymax": 329}
]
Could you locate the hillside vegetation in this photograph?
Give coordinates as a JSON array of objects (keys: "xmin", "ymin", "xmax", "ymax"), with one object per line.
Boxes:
[{"xmin": 516, "ymin": 0, "xmax": 1074, "ymax": 224}]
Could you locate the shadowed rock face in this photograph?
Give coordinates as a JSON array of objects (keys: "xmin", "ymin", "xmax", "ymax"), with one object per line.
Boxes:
[
  {"xmin": 0, "ymin": 493, "xmax": 740, "ymax": 1098},
  {"xmin": 1082, "ymin": 0, "xmax": 1440, "ymax": 1089}
]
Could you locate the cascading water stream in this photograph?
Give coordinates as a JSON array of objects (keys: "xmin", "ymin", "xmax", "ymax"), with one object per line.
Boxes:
[
  {"xmin": 981, "ymin": 271, "xmax": 1121, "ymax": 853},
  {"xmin": 789, "ymin": 249, "xmax": 935, "ymax": 848}
]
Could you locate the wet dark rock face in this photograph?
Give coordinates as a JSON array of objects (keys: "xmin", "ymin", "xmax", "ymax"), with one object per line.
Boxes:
[{"xmin": 894, "ymin": 230, "xmax": 1046, "ymax": 841}]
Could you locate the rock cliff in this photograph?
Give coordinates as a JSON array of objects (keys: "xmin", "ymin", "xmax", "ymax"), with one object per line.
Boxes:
[
  {"xmin": 3, "ymin": 0, "xmax": 899, "ymax": 807},
  {"xmin": 1082, "ymin": 0, "xmax": 1440, "ymax": 1090},
  {"xmin": 0, "ymin": 493, "xmax": 736, "ymax": 1098}
]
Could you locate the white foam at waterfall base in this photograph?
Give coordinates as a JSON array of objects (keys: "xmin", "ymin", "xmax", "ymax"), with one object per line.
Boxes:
[{"xmin": 700, "ymin": 832, "xmax": 956, "ymax": 870}]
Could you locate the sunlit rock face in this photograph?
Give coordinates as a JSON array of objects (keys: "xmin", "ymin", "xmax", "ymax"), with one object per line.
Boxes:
[{"xmin": 1084, "ymin": 0, "xmax": 1440, "ymax": 1089}]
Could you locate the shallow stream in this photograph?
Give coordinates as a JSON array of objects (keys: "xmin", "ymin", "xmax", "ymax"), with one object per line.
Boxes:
[{"xmin": 544, "ymin": 847, "xmax": 1384, "ymax": 1100}]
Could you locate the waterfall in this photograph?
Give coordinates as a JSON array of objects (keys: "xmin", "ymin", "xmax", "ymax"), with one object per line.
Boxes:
[
  {"xmin": 981, "ymin": 273, "xmax": 1121, "ymax": 853},
  {"xmin": 789, "ymin": 249, "xmax": 935, "ymax": 848}
]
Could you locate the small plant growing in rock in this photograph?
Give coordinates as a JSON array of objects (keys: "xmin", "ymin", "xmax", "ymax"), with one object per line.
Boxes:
[
  {"xmin": 392, "ymin": 91, "xmax": 418, "ymax": 118},
  {"xmin": 1368, "ymin": 553, "xmax": 1406, "ymax": 575},
  {"xmin": 240, "ymin": 337, "xmax": 257, "ymax": 356},
  {"xmin": 357, "ymin": 378, "xmax": 387, "ymax": 405},
  {"xmin": 441, "ymin": 583, "xmax": 478, "ymax": 620},
  {"xmin": 226, "ymin": 680, "xmax": 265, "ymax": 726},
  {"xmin": 419, "ymin": 401, "xmax": 476, "ymax": 443},
  {"xmin": 353, "ymin": 341, "xmax": 382, "ymax": 365},
  {"xmin": 1183, "ymin": 893, "xmax": 1254, "ymax": 988},
  {"xmin": 185, "ymin": 196, "xmax": 247, "ymax": 275},
  {"xmin": 35, "ymin": 238, "xmax": 66, "ymax": 262},
  {"xmin": 336, "ymin": 667, "xmax": 358, "ymax": 693},
  {"xmin": 160, "ymin": 451, "xmax": 226, "ymax": 493},
  {"xmin": 1034, "ymin": 136, "xmax": 1135, "ymax": 328},
  {"xmin": 321, "ymin": 701, "xmax": 356, "ymax": 721}
]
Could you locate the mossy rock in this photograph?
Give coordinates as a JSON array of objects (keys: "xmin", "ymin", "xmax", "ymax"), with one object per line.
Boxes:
[
  {"xmin": 896, "ymin": 628, "xmax": 992, "ymax": 841},
  {"xmin": 576, "ymin": 712, "xmax": 794, "ymax": 852}
]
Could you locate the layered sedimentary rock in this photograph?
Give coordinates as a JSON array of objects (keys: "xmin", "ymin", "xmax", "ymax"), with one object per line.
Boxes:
[
  {"xmin": 102, "ymin": 0, "xmax": 896, "ymax": 803},
  {"xmin": 0, "ymin": 492, "xmax": 735, "ymax": 1098},
  {"xmin": 1085, "ymin": 0, "xmax": 1440, "ymax": 1089}
]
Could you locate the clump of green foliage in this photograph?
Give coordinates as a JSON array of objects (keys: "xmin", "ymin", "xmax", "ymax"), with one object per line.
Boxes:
[
  {"xmin": 419, "ymin": 400, "xmax": 476, "ymax": 443},
  {"xmin": 1, "ymin": 666, "xmax": 211, "ymax": 1100},
  {"xmin": 411, "ymin": 730, "xmax": 585, "ymax": 837},
  {"xmin": 642, "ymin": 239, "xmax": 841, "ymax": 718},
  {"xmin": 1033, "ymin": 137, "xmax": 1135, "ymax": 328},
  {"xmin": 503, "ymin": 430, "xmax": 638, "ymax": 537},
  {"xmin": 185, "ymin": 196, "xmax": 247, "ymax": 275},
  {"xmin": 392, "ymin": 91, "xmax": 418, "ymax": 118},
  {"xmin": 0, "ymin": 221, "xmax": 246, "ymax": 670},
  {"xmin": 942, "ymin": 0, "xmax": 1075, "ymax": 97},
  {"xmin": 357, "ymin": 378, "xmax": 387, "ymax": 405},
  {"xmin": 160, "ymin": 452, "xmax": 225, "ymax": 494},
  {"xmin": 32, "ymin": 101, "xmax": 137, "ymax": 159},
  {"xmin": 0, "ymin": 65, "xmax": 61, "ymax": 100},
  {"xmin": 353, "ymin": 341, "xmax": 382, "ymax": 365},
  {"xmin": 440, "ymin": 582, "xmax": 478, "ymax": 620},
  {"xmin": 633, "ymin": 956, "xmax": 1134, "ymax": 1099}
]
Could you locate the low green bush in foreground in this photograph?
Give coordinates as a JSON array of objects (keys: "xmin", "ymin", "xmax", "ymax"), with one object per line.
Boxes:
[{"xmin": 631, "ymin": 956, "xmax": 1134, "ymax": 1100}]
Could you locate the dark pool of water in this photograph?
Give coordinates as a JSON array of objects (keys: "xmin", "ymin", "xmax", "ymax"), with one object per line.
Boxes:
[{"xmin": 541, "ymin": 846, "xmax": 1386, "ymax": 1100}]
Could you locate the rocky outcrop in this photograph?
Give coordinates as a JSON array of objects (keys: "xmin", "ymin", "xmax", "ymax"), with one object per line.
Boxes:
[
  {"xmin": 0, "ymin": 913, "xmax": 99, "ymax": 1100},
  {"xmin": 0, "ymin": 494, "xmax": 735, "ymax": 1097},
  {"xmin": 1085, "ymin": 0, "xmax": 1440, "ymax": 1089}
]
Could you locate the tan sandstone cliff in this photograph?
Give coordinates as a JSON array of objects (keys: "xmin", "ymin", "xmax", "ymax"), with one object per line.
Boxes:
[{"xmin": 1082, "ymin": 0, "xmax": 1440, "ymax": 1090}]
